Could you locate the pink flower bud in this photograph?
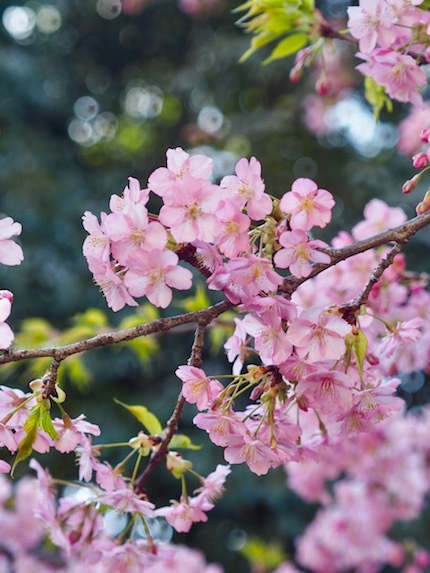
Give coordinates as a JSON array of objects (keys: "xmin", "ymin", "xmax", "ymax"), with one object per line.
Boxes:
[
  {"xmin": 416, "ymin": 190, "xmax": 430, "ymax": 215},
  {"xmin": 315, "ymin": 74, "xmax": 330, "ymax": 96},
  {"xmin": 419, "ymin": 128, "xmax": 430, "ymax": 142},
  {"xmin": 412, "ymin": 152, "xmax": 428, "ymax": 169},
  {"xmin": 402, "ymin": 174, "xmax": 421, "ymax": 194},
  {"xmin": 289, "ymin": 65, "xmax": 302, "ymax": 83}
]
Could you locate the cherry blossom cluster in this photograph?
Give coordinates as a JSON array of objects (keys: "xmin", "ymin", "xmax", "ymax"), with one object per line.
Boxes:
[
  {"xmin": 0, "ymin": 376, "xmax": 231, "ymax": 566},
  {"xmin": 284, "ymin": 406, "xmax": 430, "ymax": 573},
  {"xmin": 347, "ymin": 0, "xmax": 429, "ymax": 106},
  {"xmin": 0, "ymin": 467, "xmax": 223, "ymax": 573},
  {"xmin": 83, "ymin": 148, "xmax": 335, "ymax": 311},
  {"xmin": 82, "ymin": 148, "xmax": 430, "ymax": 481}
]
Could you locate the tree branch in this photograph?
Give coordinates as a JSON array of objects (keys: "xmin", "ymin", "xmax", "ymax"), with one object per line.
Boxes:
[
  {"xmin": 280, "ymin": 211, "xmax": 430, "ymax": 297},
  {"xmin": 0, "ymin": 300, "xmax": 233, "ymax": 365},
  {"xmin": 134, "ymin": 321, "xmax": 208, "ymax": 493}
]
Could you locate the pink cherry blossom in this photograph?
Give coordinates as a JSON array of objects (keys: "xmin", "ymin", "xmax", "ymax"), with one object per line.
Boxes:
[
  {"xmin": 124, "ymin": 249, "xmax": 193, "ymax": 308},
  {"xmin": 215, "ymin": 199, "xmax": 251, "ymax": 257},
  {"xmin": 295, "ymin": 369, "xmax": 355, "ymax": 414},
  {"xmin": 0, "ymin": 293, "xmax": 14, "ymax": 349},
  {"xmin": 280, "ymin": 178, "xmax": 335, "ymax": 231},
  {"xmin": 0, "ymin": 217, "xmax": 24, "ymax": 266},
  {"xmin": 158, "ymin": 176, "xmax": 221, "ymax": 243},
  {"xmin": 99, "ymin": 488, "xmax": 155, "ymax": 516},
  {"xmin": 379, "ymin": 317, "xmax": 423, "ymax": 358},
  {"xmin": 53, "ymin": 414, "xmax": 101, "ymax": 453},
  {"xmin": 209, "ymin": 255, "xmax": 283, "ymax": 304},
  {"xmin": 148, "ymin": 147, "xmax": 213, "ymax": 199},
  {"xmin": 109, "ymin": 176, "xmax": 150, "ymax": 212},
  {"xmin": 287, "ymin": 307, "xmax": 352, "ymax": 363},
  {"xmin": 242, "ymin": 313, "xmax": 293, "ymax": 365},
  {"xmin": 347, "ymin": 0, "xmax": 396, "ymax": 53},
  {"xmin": 220, "ymin": 157, "xmax": 273, "ymax": 220},
  {"xmin": 176, "ymin": 365, "xmax": 223, "ymax": 410},
  {"xmin": 193, "ymin": 464, "xmax": 231, "ymax": 506},
  {"xmin": 82, "ymin": 211, "xmax": 110, "ymax": 261},
  {"xmin": 274, "ymin": 230, "xmax": 330, "ymax": 278},
  {"xmin": 156, "ymin": 498, "xmax": 208, "ymax": 533},
  {"xmin": 87, "ymin": 256, "xmax": 138, "ymax": 311},
  {"xmin": 352, "ymin": 198, "xmax": 407, "ymax": 240},
  {"xmin": 224, "ymin": 432, "xmax": 279, "ymax": 475},
  {"xmin": 104, "ymin": 203, "xmax": 168, "ymax": 265},
  {"xmin": 224, "ymin": 318, "xmax": 249, "ymax": 375},
  {"xmin": 356, "ymin": 48, "xmax": 427, "ymax": 105}
]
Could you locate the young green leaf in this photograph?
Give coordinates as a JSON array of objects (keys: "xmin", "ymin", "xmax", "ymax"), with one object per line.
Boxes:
[{"xmin": 114, "ymin": 398, "xmax": 163, "ymax": 435}]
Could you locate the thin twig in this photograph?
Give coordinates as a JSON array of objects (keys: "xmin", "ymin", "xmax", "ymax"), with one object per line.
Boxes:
[
  {"xmin": 134, "ymin": 322, "xmax": 208, "ymax": 493},
  {"xmin": 340, "ymin": 242, "xmax": 405, "ymax": 317}
]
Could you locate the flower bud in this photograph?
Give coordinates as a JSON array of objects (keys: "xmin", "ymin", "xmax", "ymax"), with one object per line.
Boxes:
[
  {"xmin": 402, "ymin": 174, "xmax": 421, "ymax": 194},
  {"xmin": 166, "ymin": 451, "xmax": 193, "ymax": 478},
  {"xmin": 419, "ymin": 127, "xmax": 430, "ymax": 142},
  {"xmin": 412, "ymin": 152, "xmax": 428, "ymax": 169},
  {"xmin": 315, "ymin": 74, "xmax": 330, "ymax": 96},
  {"xmin": 416, "ymin": 189, "xmax": 430, "ymax": 215}
]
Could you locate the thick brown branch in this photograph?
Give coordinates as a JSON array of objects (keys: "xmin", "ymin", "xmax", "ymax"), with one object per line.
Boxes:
[
  {"xmin": 280, "ymin": 211, "xmax": 430, "ymax": 297},
  {"xmin": 0, "ymin": 300, "xmax": 233, "ymax": 365}
]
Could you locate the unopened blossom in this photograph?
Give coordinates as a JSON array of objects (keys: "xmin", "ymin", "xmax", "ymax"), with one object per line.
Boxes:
[
  {"xmin": 148, "ymin": 147, "xmax": 213, "ymax": 199},
  {"xmin": 124, "ymin": 249, "xmax": 193, "ymax": 308},
  {"xmin": 0, "ymin": 217, "xmax": 24, "ymax": 266},
  {"xmin": 356, "ymin": 49, "xmax": 427, "ymax": 106},
  {"xmin": 274, "ymin": 230, "xmax": 330, "ymax": 278},
  {"xmin": 347, "ymin": 0, "xmax": 396, "ymax": 53},
  {"xmin": 287, "ymin": 307, "xmax": 352, "ymax": 363},
  {"xmin": 220, "ymin": 157, "xmax": 273, "ymax": 220},
  {"xmin": 176, "ymin": 365, "xmax": 223, "ymax": 410},
  {"xmin": 280, "ymin": 178, "xmax": 335, "ymax": 231}
]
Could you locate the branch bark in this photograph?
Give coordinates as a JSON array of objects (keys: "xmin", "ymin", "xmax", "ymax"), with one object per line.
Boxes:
[{"xmin": 280, "ymin": 211, "xmax": 430, "ymax": 297}]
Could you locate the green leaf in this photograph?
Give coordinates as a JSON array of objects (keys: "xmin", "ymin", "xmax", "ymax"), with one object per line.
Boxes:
[
  {"xmin": 12, "ymin": 404, "xmax": 41, "ymax": 473},
  {"xmin": 352, "ymin": 329, "xmax": 368, "ymax": 379},
  {"xmin": 114, "ymin": 398, "xmax": 163, "ymax": 435},
  {"xmin": 169, "ymin": 434, "xmax": 202, "ymax": 450},
  {"xmin": 176, "ymin": 284, "xmax": 211, "ymax": 313},
  {"xmin": 363, "ymin": 76, "xmax": 393, "ymax": 120},
  {"xmin": 264, "ymin": 33, "xmax": 308, "ymax": 63},
  {"xmin": 39, "ymin": 404, "xmax": 60, "ymax": 440}
]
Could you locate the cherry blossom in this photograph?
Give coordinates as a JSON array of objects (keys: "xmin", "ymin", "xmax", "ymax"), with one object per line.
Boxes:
[
  {"xmin": 0, "ymin": 217, "xmax": 24, "ymax": 266},
  {"xmin": 280, "ymin": 178, "xmax": 335, "ymax": 231}
]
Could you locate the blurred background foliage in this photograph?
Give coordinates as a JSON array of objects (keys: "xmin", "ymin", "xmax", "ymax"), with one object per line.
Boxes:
[{"xmin": 0, "ymin": 0, "xmax": 429, "ymax": 571}]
